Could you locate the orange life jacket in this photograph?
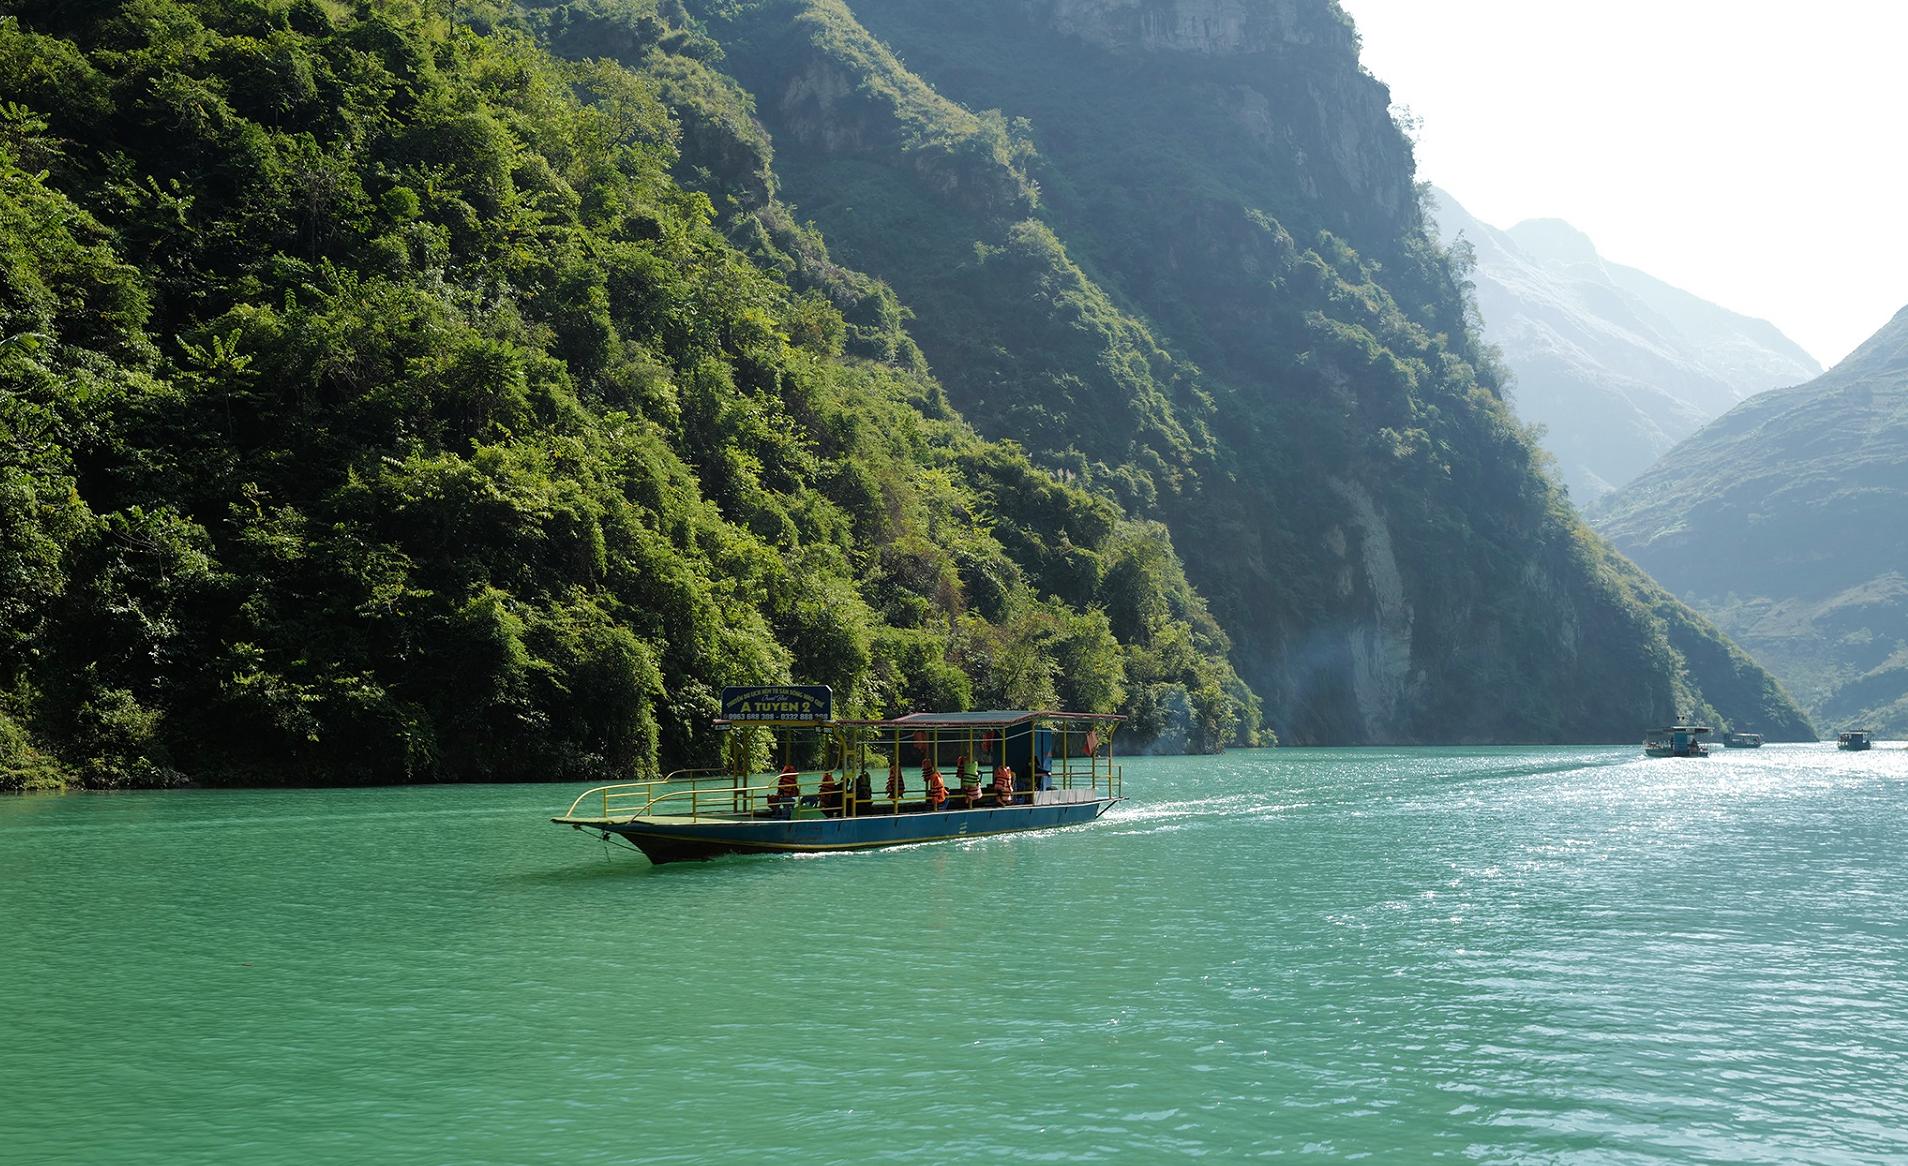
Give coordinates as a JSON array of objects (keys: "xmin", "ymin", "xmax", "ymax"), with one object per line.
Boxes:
[
  {"xmin": 776, "ymin": 768, "xmax": 799, "ymax": 798},
  {"xmin": 993, "ymin": 766, "xmax": 1013, "ymax": 799},
  {"xmin": 818, "ymin": 774, "xmax": 841, "ymax": 808},
  {"xmin": 886, "ymin": 767, "xmax": 906, "ymax": 799},
  {"xmin": 924, "ymin": 769, "xmax": 947, "ymax": 807}
]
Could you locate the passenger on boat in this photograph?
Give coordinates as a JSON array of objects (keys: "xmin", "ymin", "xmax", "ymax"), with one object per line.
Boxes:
[
  {"xmin": 771, "ymin": 763, "xmax": 800, "ymax": 819},
  {"xmin": 817, "ymin": 772, "xmax": 843, "ymax": 818},
  {"xmin": 1035, "ymin": 762, "xmax": 1053, "ymax": 792},
  {"xmin": 989, "ymin": 763, "xmax": 1015, "ymax": 806},
  {"xmin": 955, "ymin": 754, "xmax": 980, "ymax": 809},
  {"xmin": 851, "ymin": 769, "xmax": 873, "ymax": 816},
  {"xmin": 923, "ymin": 763, "xmax": 948, "ymax": 811},
  {"xmin": 886, "ymin": 757, "xmax": 907, "ymax": 811}
]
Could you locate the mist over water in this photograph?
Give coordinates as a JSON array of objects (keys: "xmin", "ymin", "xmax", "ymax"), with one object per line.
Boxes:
[{"xmin": 6, "ymin": 745, "xmax": 1907, "ymax": 1162}]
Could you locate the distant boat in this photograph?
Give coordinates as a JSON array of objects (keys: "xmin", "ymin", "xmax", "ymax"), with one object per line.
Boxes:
[
  {"xmin": 1645, "ymin": 723, "xmax": 1713, "ymax": 758},
  {"xmin": 1837, "ymin": 729, "xmax": 1873, "ymax": 751},
  {"xmin": 1721, "ymin": 730, "xmax": 1763, "ymax": 748}
]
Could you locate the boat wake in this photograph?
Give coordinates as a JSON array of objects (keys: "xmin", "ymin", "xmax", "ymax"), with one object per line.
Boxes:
[{"xmin": 1103, "ymin": 793, "xmax": 1312, "ymax": 833}]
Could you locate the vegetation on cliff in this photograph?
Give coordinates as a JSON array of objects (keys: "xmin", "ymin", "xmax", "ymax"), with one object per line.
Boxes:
[
  {"xmin": 0, "ymin": 0, "xmax": 1258, "ymax": 790},
  {"xmin": 0, "ymin": 0, "xmax": 1818, "ymax": 790}
]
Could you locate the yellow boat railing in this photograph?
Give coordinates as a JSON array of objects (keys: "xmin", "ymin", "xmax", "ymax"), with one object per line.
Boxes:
[
  {"xmin": 562, "ymin": 767, "xmax": 727, "ymax": 822},
  {"xmin": 642, "ymin": 779, "xmax": 780, "ymax": 819},
  {"xmin": 561, "ymin": 760, "xmax": 1121, "ymax": 824}
]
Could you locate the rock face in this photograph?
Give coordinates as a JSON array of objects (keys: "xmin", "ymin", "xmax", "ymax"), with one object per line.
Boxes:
[
  {"xmin": 1333, "ymin": 479, "xmax": 1416, "ymax": 734},
  {"xmin": 1433, "ymin": 189, "xmax": 1820, "ymax": 501},
  {"xmin": 1039, "ymin": 0, "xmax": 1344, "ymax": 56},
  {"xmin": 1015, "ymin": 0, "xmax": 1416, "ymax": 232},
  {"xmin": 1597, "ymin": 305, "xmax": 1908, "ymax": 734}
]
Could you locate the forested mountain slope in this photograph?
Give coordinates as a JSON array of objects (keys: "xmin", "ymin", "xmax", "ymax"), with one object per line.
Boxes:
[
  {"xmin": 0, "ymin": 0, "xmax": 1812, "ymax": 790},
  {"xmin": 1598, "ymin": 306, "xmax": 1908, "ymax": 734},
  {"xmin": 0, "ymin": 0, "xmax": 1259, "ymax": 789},
  {"xmin": 1432, "ymin": 189, "xmax": 1819, "ymax": 501},
  {"xmin": 653, "ymin": 0, "xmax": 1811, "ymax": 743}
]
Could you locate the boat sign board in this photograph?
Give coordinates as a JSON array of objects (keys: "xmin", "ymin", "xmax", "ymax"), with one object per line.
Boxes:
[{"xmin": 721, "ymin": 685, "xmax": 832, "ymax": 723}]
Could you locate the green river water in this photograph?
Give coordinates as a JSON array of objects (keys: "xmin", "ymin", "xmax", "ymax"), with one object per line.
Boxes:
[{"xmin": 5, "ymin": 745, "xmax": 1908, "ymax": 1163}]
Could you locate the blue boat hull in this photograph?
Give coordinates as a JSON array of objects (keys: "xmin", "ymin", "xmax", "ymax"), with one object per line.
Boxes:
[{"xmin": 576, "ymin": 799, "xmax": 1117, "ymax": 864}]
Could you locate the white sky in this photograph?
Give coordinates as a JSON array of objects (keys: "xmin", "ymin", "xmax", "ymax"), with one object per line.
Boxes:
[{"xmin": 1338, "ymin": 0, "xmax": 1908, "ymax": 366}]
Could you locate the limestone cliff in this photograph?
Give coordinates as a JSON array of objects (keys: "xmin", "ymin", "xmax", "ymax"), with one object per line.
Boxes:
[
  {"xmin": 664, "ymin": 0, "xmax": 1815, "ymax": 743},
  {"xmin": 1331, "ymin": 479, "xmax": 1416, "ymax": 735},
  {"xmin": 1037, "ymin": 0, "xmax": 1350, "ymax": 56}
]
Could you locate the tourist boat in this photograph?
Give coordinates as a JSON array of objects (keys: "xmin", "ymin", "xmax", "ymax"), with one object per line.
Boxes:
[
  {"xmin": 553, "ymin": 686, "xmax": 1123, "ymax": 864},
  {"xmin": 1721, "ymin": 730, "xmax": 1763, "ymax": 748},
  {"xmin": 1644, "ymin": 723, "xmax": 1712, "ymax": 758},
  {"xmin": 1837, "ymin": 729, "xmax": 1873, "ymax": 751}
]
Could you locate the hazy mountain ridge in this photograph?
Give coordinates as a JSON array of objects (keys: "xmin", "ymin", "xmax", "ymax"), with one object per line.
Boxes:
[
  {"xmin": 1597, "ymin": 305, "xmax": 1908, "ymax": 733},
  {"xmin": 1432, "ymin": 188, "xmax": 1820, "ymax": 500}
]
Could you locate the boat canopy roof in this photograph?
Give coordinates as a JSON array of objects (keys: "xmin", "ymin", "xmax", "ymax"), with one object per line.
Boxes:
[
  {"xmin": 842, "ymin": 709, "xmax": 1122, "ymax": 730},
  {"xmin": 715, "ymin": 707, "xmax": 1122, "ymax": 731}
]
